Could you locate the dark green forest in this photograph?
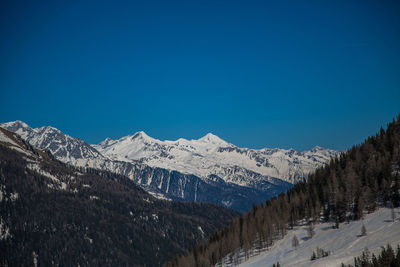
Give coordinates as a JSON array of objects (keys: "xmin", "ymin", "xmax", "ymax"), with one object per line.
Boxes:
[
  {"xmin": 0, "ymin": 129, "xmax": 238, "ymax": 266},
  {"xmin": 342, "ymin": 244, "xmax": 400, "ymax": 267},
  {"xmin": 166, "ymin": 115, "xmax": 400, "ymax": 266}
]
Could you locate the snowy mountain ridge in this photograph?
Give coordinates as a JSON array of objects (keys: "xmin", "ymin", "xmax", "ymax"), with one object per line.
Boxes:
[
  {"xmin": 93, "ymin": 130, "xmax": 339, "ymax": 185},
  {"xmin": 0, "ymin": 121, "xmax": 338, "ymax": 212},
  {"xmin": 0, "ymin": 120, "xmax": 103, "ymax": 163}
]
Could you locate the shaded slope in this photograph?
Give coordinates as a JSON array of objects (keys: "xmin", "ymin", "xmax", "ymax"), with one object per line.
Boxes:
[
  {"xmin": 0, "ymin": 128, "xmax": 238, "ymax": 266},
  {"xmin": 1, "ymin": 121, "xmax": 298, "ymax": 212}
]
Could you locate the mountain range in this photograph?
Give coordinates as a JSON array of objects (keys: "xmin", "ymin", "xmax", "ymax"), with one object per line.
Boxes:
[
  {"xmin": 0, "ymin": 121, "xmax": 339, "ymax": 212},
  {"xmin": 0, "ymin": 127, "xmax": 238, "ymax": 266}
]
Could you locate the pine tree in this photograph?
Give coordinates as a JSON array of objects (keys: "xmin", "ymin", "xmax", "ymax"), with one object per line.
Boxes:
[{"xmin": 311, "ymin": 251, "xmax": 316, "ymax": 261}]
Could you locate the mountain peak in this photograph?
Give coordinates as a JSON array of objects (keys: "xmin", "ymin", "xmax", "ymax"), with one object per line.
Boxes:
[
  {"xmin": 39, "ymin": 125, "xmax": 62, "ymax": 133},
  {"xmin": 198, "ymin": 133, "xmax": 227, "ymax": 145},
  {"xmin": 98, "ymin": 137, "xmax": 113, "ymax": 147},
  {"xmin": 1, "ymin": 120, "xmax": 31, "ymax": 130},
  {"xmin": 0, "ymin": 120, "xmax": 34, "ymax": 140},
  {"xmin": 312, "ymin": 145, "xmax": 323, "ymax": 150},
  {"xmin": 132, "ymin": 131, "xmax": 150, "ymax": 139},
  {"xmin": 130, "ymin": 131, "xmax": 157, "ymax": 143}
]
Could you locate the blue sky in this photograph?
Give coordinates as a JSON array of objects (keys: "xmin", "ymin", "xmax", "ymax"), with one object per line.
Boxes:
[{"xmin": 1, "ymin": 0, "xmax": 399, "ymax": 150}]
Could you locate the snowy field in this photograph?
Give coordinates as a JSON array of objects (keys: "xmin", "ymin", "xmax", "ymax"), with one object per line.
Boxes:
[{"xmin": 239, "ymin": 208, "xmax": 400, "ymax": 267}]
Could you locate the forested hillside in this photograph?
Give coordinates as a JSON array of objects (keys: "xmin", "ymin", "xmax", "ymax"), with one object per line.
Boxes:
[
  {"xmin": 167, "ymin": 115, "xmax": 400, "ymax": 267},
  {"xmin": 343, "ymin": 244, "xmax": 400, "ymax": 267},
  {"xmin": 0, "ymin": 128, "xmax": 238, "ymax": 266}
]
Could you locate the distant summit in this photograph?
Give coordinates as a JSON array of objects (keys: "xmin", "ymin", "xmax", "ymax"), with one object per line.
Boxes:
[
  {"xmin": 93, "ymin": 128, "xmax": 338, "ymax": 185},
  {"xmin": 198, "ymin": 132, "xmax": 229, "ymax": 146}
]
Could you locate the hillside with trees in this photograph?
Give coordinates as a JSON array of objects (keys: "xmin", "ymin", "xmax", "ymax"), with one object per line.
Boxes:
[
  {"xmin": 342, "ymin": 244, "xmax": 400, "ymax": 267},
  {"xmin": 166, "ymin": 115, "xmax": 400, "ymax": 266},
  {"xmin": 0, "ymin": 128, "xmax": 238, "ymax": 266}
]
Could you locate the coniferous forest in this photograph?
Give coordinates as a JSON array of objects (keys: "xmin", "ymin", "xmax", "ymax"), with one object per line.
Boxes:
[
  {"xmin": 0, "ymin": 129, "xmax": 238, "ymax": 266},
  {"xmin": 166, "ymin": 115, "xmax": 400, "ymax": 266},
  {"xmin": 342, "ymin": 244, "xmax": 400, "ymax": 267}
]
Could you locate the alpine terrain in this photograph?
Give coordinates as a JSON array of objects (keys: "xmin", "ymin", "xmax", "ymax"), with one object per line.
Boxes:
[
  {"xmin": 0, "ymin": 127, "xmax": 238, "ymax": 266},
  {"xmin": 0, "ymin": 121, "xmax": 338, "ymax": 212},
  {"xmin": 166, "ymin": 115, "xmax": 400, "ymax": 266}
]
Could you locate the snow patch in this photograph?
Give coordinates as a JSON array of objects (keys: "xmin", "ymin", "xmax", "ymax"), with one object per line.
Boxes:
[
  {"xmin": 89, "ymin": 195, "xmax": 99, "ymax": 200},
  {"xmin": 148, "ymin": 191, "xmax": 172, "ymax": 201},
  {"xmin": 0, "ymin": 185, "xmax": 19, "ymax": 203},
  {"xmin": 234, "ymin": 208, "xmax": 400, "ymax": 267},
  {"xmin": 0, "ymin": 130, "xmax": 32, "ymax": 156},
  {"xmin": 85, "ymin": 235, "xmax": 93, "ymax": 244},
  {"xmin": 27, "ymin": 163, "xmax": 67, "ymax": 190},
  {"xmin": 198, "ymin": 226, "xmax": 205, "ymax": 238},
  {"xmin": 0, "ymin": 218, "xmax": 11, "ymax": 240},
  {"xmin": 0, "ymin": 185, "xmax": 4, "ymax": 202},
  {"xmin": 221, "ymin": 200, "xmax": 233, "ymax": 208},
  {"xmin": 10, "ymin": 192, "xmax": 18, "ymax": 201}
]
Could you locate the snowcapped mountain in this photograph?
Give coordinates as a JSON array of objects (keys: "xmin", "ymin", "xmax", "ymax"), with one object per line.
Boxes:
[
  {"xmin": 93, "ymin": 131, "xmax": 339, "ymax": 185},
  {"xmin": 0, "ymin": 121, "xmax": 338, "ymax": 212},
  {"xmin": 0, "ymin": 127, "xmax": 239, "ymax": 266},
  {"xmin": 1, "ymin": 120, "xmax": 103, "ymax": 163}
]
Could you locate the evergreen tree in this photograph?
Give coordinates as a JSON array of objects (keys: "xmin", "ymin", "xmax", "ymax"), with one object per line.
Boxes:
[{"xmin": 311, "ymin": 251, "xmax": 316, "ymax": 261}]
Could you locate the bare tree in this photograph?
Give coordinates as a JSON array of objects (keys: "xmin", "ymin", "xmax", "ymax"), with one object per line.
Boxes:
[
  {"xmin": 361, "ymin": 224, "xmax": 367, "ymax": 236},
  {"xmin": 292, "ymin": 235, "xmax": 299, "ymax": 249},
  {"xmin": 307, "ymin": 223, "xmax": 315, "ymax": 238},
  {"xmin": 391, "ymin": 205, "xmax": 396, "ymax": 222}
]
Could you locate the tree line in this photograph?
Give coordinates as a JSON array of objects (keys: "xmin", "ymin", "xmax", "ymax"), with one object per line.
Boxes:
[
  {"xmin": 166, "ymin": 114, "xmax": 400, "ymax": 267},
  {"xmin": 342, "ymin": 244, "xmax": 400, "ymax": 267}
]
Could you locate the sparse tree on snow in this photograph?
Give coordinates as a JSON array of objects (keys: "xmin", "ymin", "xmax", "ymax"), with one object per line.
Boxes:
[
  {"xmin": 292, "ymin": 235, "xmax": 299, "ymax": 249},
  {"xmin": 307, "ymin": 222, "xmax": 315, "ymax": 238},
  {"xmin": 391, "ymin": 205, "xmax": 396, "ymax": 222},
  {"xmin": 361, "ymin": 224, "xmax": 367, "ymax": 236}
]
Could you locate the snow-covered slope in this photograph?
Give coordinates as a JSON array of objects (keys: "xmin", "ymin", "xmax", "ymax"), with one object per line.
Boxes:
[
  {"xmin": 0, "ymin": 127, "xmax": 36, "ymax": 157},
  {"xmin": 93, "ymin": 131, "xmax": 339, "ymax": 185},
  {"xmin": 0, "ymin": 127, "xmax": 72, "ymax": 191},
  {"xmin": 235, "ymin": 208, "xmax": 400, "ymax": 267}
]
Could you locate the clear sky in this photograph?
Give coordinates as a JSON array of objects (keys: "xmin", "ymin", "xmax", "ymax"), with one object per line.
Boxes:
[{"xmin": 1, "ymin": 0, "xmax": 399, "ymax": 151}]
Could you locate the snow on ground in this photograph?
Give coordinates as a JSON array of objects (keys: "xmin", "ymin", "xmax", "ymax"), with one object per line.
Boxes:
[
  {"xmin": 27, "ymin": 163, "xmax": 67, "ymax": 190},
  {"xmin": 148, "ymin": 191, "xmax": 172, "ymax": 201},
  {"xmin": 0, "ymin": 129, "xmax": 32, "ymax": 156},
  {"xmin": 0, "ymin": 218, "xmax": 11, "ymax": 240},
  {"xmin": 239, "ymin": 208, "xmax": 400, "ymax": 267},
  {"xmin": 0, "ymin": 130, "xmax": 18, "ymax": 146}
]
